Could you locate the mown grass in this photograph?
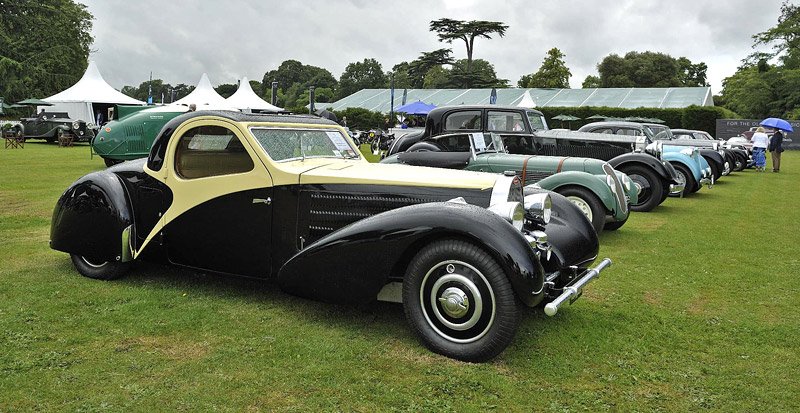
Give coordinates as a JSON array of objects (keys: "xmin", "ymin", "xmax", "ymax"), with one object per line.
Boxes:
[{"xmin": 1, "ymin": 142, "xmax": 798, "ymax": 411}]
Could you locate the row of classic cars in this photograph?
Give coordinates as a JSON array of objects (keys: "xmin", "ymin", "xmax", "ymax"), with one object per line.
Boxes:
[{"xmin": 50, "ymin": 105, "xmax": 751, "ymax": 362}]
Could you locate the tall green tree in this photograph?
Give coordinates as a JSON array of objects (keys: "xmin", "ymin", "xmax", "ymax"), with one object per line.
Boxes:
[
  {"xmin": 214, "ymin": 83, "xmax": 238, "ymax": 98},
  {"xmin": 519, "ymin": 47, "xmax": 572, "ymax": 88},
  {"xmin": 337, "ymin": 58, "xmax": 387, "ymax": 99},
  {"xmin": 449, "ymin": 59, "xmax": 507, "ymax": 88},
  {"xmin": 0, "ymin": 0, "xmax": 93, "ymax": 103},
  {"xmin": 407, "ymin": 48, "xmax": 453, "ymax": 88},
  {"xmin": 388, "ymin": 62, "xmax": 413, "ymax": 89},
  {"xmin": 261, "ymin": 60, "xmax": 337, "ymax": 108},
  {"xmin": 750, "ymin": 1, "xmax": 800, "ymax": 68},
  {"xmin": 594, "ymin": 51, "xmax": 707, "ymax": 87},
  {"xmin": 429, "ymin": 18, "xmax": 508, "ymax": 87},
  {"xmin": 582, "ymin": 75, "xmax": 601, "ymax": 88}
]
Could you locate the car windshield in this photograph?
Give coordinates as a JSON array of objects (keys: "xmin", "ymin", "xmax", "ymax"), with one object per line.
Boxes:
[
  {"xmin": 526, "ymin": 111, "xmax": 547, "ymax": 131},
  {"xmin": 250, "ymin": 128, "xmax": 359, "ymax": 162}
]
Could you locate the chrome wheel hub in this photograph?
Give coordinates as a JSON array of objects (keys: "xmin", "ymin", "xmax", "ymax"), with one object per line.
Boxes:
[
  {"xmin": 438, "ymin": 287, "xmax": 469, "ymax": 318},
  {"xmin": 81, "ymin": 256, "xmax": 107, "ymax": 268}
]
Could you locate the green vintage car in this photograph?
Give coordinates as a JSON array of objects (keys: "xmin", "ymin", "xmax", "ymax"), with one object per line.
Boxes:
[
  {"xmin": 381, "ymin": 131, "xmax": 636, "ymax": 233},
  {"xmin": 92, "ymin": 105, "xmax": 188, "ymax": 166}
]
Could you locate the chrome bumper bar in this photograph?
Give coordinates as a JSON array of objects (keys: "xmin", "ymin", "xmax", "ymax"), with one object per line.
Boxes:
[
  {"xmin": 544, "ymin": 258, "xmax": 612, "ymax": 316},
  {"xmin": 669, "ymin": 182, "xmax": 685, "ymax": 196},
  {"xmin": 700, "ymin": 175, "xmax": 714, "ymax": 189}
]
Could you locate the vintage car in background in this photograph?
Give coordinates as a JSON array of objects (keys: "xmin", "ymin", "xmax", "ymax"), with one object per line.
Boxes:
[
  {"xmin": 390, "ymin": 107, "xmax": 680, "ymax": 212},
  {"xmin": 671, "ymin": 128, "xmax": 749, "ymax": 175},
  {"xmin": 92, "ymin": 104, "xmax": 189, "ymax": 166},
  {"xmin": 382, "ymin": 130, "xmax": 635, "ymax": 233},
  {"xmin": 12, "ymin": 111, "xmax": 94, "ymax": 143},
  {"xmin": 641, "ymin": 123, "xmax": 727, "ymax": 181},
  {"xmin": 50, "ymin": 110, "xmax": 612, "ymax": 362},
  {"xmin": 577, "ymin": 121, "xmax": 712, "ymax": 196}
]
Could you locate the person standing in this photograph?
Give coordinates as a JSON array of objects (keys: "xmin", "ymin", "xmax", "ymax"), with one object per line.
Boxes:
[
  {"xmin": 750, "ymin": 127, "xmax": 769, "ymax": 172},
  {"xmin": 769, "ymin": 128, "xmax": 785, "ymax": 172}
]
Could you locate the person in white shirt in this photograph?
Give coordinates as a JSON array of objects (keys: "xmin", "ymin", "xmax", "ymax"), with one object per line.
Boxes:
[{"xmin": 750, "ymin": 127, "xmax": 770, "ymax": 172}]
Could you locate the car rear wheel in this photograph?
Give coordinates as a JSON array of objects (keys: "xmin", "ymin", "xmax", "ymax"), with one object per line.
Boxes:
[
  {"xmin": 733, "ymin": 154, "xmax": 747, "ymax": 171},
  {"xmin": 603, "ymin": 217, "xmax": 628, "ymax": 231},
  {"xmin": 619, "ymin": 165, "xmax": 664, "ymax": 212},
  {"xmin": 70, "ymin": 254, "xmax": 130, "ymax": 280},
  {"xmin": 556, "ymin": 187, "xmax": 606, "ymax": 234},
  {"xmin": 103, "ymin": 157, "xmax": 122, "ymax": 167},
  {"xmin": 403, "ymin": 239, "xmax": 519, "ymax": 362},
  {"xmin": 669, "ymin": 163, "xmax": 696, "ymax": 196}
]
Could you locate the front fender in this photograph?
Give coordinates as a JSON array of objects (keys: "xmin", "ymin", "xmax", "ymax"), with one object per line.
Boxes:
[
  {"xmin": 50, "ymin": 171, "xmax": 134, "ymax": 263},
  {"xmin": 609, "ymin": 152, "xmax": 674, "ymax": 183},
  {"xmin": 535, "ymin": 171, "xmax": 617, "ymax": 216},
  {"xmin": 277, "ymin": 202, "xmax": 546, "ymax": 307},
  {"xmin": 662, "ymin": 152, "xmax": 703, "ymax": 181}
]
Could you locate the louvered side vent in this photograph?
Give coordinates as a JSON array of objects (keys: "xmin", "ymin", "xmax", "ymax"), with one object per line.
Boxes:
[
  {"xmin": 518, "ymin": 170, "xmax": 552, "ymax": 186},
  {"xmin": 124, "ymin": 124, "xmax": 146, "ymax": 153},
  {"xmin": 560, "ymin": 143, "xmax": 626, "ymax": 161},
  {"xmin": 307, "ymin": 192, "xmax": 432, "ymax": 242}
]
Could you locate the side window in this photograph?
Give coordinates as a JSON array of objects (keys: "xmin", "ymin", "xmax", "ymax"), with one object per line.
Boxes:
[
  {"xmin": 431, "ymin": 134, "xmax": 472, "ymax": 152},
  {"xmin": 487, "ymin": 111, "xmax": 526, "ymax": 132},
  {"xmin": 593, "ymin": 128, "xmax": 614, "ymax": 134},
  {"xmin": 616, "ymin": 128, "xmax": 640, "ymax": 136},
  {"xmin": 174, "ymin": 125, "xmax": 254, "ymax": 179},
  {"xmin": 444, "ymin": 110, "xmax": 482, "ymax": 131}
]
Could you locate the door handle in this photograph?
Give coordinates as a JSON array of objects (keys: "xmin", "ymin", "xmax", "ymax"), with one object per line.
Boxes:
[{"xmin": 252, "ymin": 197, "xmax": 272, "ymax": 205}]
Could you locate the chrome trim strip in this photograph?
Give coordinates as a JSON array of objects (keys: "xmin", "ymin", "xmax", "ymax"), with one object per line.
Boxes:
[
  {"xmin": 121, "ymin": 225, "xmax": 133, "ymax": 262},
  {"xmin": 602, "ymin": 163, "xmax": 628, "ymax": 215}
]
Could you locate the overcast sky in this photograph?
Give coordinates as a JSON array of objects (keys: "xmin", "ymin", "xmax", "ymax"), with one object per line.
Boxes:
[{"xmin": 78, "ymin": 0, "xmax": 784, "ymax": 95}]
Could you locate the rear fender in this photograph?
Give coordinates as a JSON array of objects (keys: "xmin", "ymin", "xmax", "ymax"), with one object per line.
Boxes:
[
  {"xmin": 50, "ymin": 171, "xmax": 134, "ymax": 263},
  {"xmin": 535, "ymin": 171, "xmax": 617, "ymax": 215},
  {"xmin": 276, "ymin": 202, "xmax": 546, "ymax": 306}
]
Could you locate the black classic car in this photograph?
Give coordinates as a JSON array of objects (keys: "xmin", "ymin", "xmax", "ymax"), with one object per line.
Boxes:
[
  {"xmin": 389, "ymin": 106, "xmax": 681, "ymax": 212},
  {"xmin": 12, "ymin": 111, "xmax": 94, "ymax": 142},
  {"xmin": 50, "ymin": 111, "xmax": 611, "ymax": 362},
  {"xmin": 671, "ymin": 128, "xmax": 750, "ymax": 173}
]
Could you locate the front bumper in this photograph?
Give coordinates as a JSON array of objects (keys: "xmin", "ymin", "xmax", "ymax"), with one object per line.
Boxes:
[
  {"xmin": 669, "ymin": 182, "xmax": 685, "ymax": 194},
  {"xmin": 543, "ymin": 258, "xmax": 612, "ymax": 316}
]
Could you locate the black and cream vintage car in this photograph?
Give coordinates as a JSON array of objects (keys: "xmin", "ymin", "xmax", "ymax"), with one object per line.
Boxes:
[
  {"xmin": 50, "ymin": 111, "xmax": 611, "ymax": 362},
  {"xmin": 389, "ymin": 106, "xmax": 681, "ymax": 213}
]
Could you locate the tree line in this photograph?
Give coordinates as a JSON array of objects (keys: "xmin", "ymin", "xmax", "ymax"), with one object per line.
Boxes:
[{"xmin": 2, "ymin": 0, "xmax": 799, "ymax": 120}]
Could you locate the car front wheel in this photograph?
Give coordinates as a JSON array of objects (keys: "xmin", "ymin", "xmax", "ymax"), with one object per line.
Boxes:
[
  {"xmin": 669, "ymin": 163, "xmax": 697, "ymax": 196},
  {"xmin": 620, "ymin": 165, "xmax": 664, "ymax": 212},
  {"xmin": 70, "ymin": 254, "xmax": 130, "ymax": 280},
  {"xmin": 403, "ymin": 239, "xmax": 519, "ymax": 362},
  {"xmin": 556, "ymin": 187, "xmax": 606, "ymax": 234}
]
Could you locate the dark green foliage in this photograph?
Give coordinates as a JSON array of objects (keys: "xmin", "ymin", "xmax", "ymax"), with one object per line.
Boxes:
[
  {"xmin": 120, "ymin": 80, "xmax": 193, "ymax": 103},
  {"xmin": 407, "ymin": 49, "xmax": 454, "ymax": 88},
  {"xmin": 595, "ymin": 51, "xmax": 708, "ymax": 88},
  {"xmin": 448, "ymin": 59, "xmax": 507, "ymax": 88},
  {"xmin": 0, "ymin": 0, "xmax": 93, "ymax": 103},
  {"xmin": 519, "ymin": 48, "xmax": 572, "ymax": 88},
  {"xmin": 750, "ymin": 1, "xmax": 800, "ymax": 68},
  {"xmin": 582, "ymin": 75, "xmax": 601, "ymax": 88},
  {"xmin": 429, "ymin": 18, "xmax": 508, "ymax": 87},
  {"xmin": 536, "ymin": 105, "xmax": 737, "ymax": 134},
  {"xmin": 338, "ymin": 58, "xmax": 387, "ymax": 99},
  {"xmin": 261, "ymin": 60, "xmax": 338, "ymax": 108},
  {"xmin": 331, "ymin": 107, "xmax": 386, "ymax": 130},
  {"xmin": 214, "ymin": 83, "xmax": 238, "ymax": 99},
  {"xmin": 388, "ymin": 62, "xmax": 413, "ymax": 89}
]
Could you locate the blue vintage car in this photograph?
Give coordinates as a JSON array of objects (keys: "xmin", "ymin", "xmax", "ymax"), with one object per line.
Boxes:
[{"xmin": 658, "ymin": 143, "xmax": 713, "ymax": 195}]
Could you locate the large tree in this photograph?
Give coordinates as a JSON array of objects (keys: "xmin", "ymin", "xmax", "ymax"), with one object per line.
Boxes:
[
  {"xmin": 261, "ymin": 60, "xmax": 337, "ymax": 109},
  {"xmin": 594, "ymin": 51, "xmax": 707, "ymax": 87},
  {"xmin": 750, "ymin": 1, "xmax": 800, "ymax": 68},
  {"xmin": 519, "ymin": 47, "xmax": 572, "ymax": 88},
  {"xmin": 449, "ymin": 59, "xmax": 507, "ymax": 88},
  {"xmin": 407, "ymin": 48, "xmax": 453, "ymax": 88},
  {"xmin": 0, "ymin": 0, "xmax": 93, "ymax": 103},
  {"xmin": 429, "ymin": 18, "xmax": 508, "ymax": 87},
  {"xmin": 337, "ymin": 58, "xmax": 387, "ymax": 99}
]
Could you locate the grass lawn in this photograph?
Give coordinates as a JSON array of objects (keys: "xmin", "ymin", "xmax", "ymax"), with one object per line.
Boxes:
[{"xmin": 1, "ymin": 142, "xmax": 798, "ymax": 411}]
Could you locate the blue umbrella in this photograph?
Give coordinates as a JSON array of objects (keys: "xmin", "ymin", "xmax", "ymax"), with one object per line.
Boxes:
[
  {"xmin": 396, "ymin": 100, "xmax": 436, "ymax": 115},
  {"xmin": 760, "ymin": 117, "xmax": 794, "ymax": 132}
]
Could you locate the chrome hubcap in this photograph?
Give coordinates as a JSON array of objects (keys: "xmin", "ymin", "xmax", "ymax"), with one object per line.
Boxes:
[
  {"xmin": 723, "ymin": 161, "xmax": 731, "ymax": 175},
  {"xmin": 438, "ymin": 287, "xmax": 469, "ymax": 318},
  {"xmin": 566, "ymin": 196, "xmax": 593, "ymax": 221},
  {"xmin": 420, "ymin": 260, "xmax": 494, "ymax": 343}
]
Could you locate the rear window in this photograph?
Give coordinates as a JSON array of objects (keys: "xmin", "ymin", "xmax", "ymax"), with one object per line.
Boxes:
[{"xmin": 444, "ymin": 110, "xmax": 482, "ymax": 131}]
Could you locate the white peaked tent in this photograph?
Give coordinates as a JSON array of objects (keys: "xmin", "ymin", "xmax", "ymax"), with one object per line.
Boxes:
[
  {"xmin": 174, "ymin": 73, "xmax": 230, "ymax": 107},
  {"xmin": 226, "ymin": 77, "xmax": 282, "ymax": 112},
  {"xmin": 42, "ymin": 60, "xmax": 145, "ymax": 123},
  {"xmin": 516, "ymin": 90, "xmax": 536, "ymax": 108}
]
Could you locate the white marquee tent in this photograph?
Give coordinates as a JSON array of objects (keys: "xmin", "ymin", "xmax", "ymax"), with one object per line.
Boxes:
[
  {"xmin": 42, "ymin": 61, "xmax": 145, "ymax": 123},
  {"xmin": 174, "ymin": 73, "xmax": 230, "ymax": 107},
  {"xmin": 226, "ymin": 77, "xmax": 282, "ymax": 112}
]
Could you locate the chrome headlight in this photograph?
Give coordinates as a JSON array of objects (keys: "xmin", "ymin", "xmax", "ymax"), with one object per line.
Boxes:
[
  {"xmin": 523, "ymin": 192, "xmax": 552, "ymax": 224},
  {"xmin": 488, "ymin": 201, "xmax": 524, "ymax": 231},
  {"xmin": 490, "ymin": 174, "xmax": 523, "ymax": 205},
  {"xmin": 72, "ymin": 121, "xmax": 80, "ymax": 130},
  {"xmin": 620, "ymin": 174, "xmax": 632, "ymax": 191}
]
